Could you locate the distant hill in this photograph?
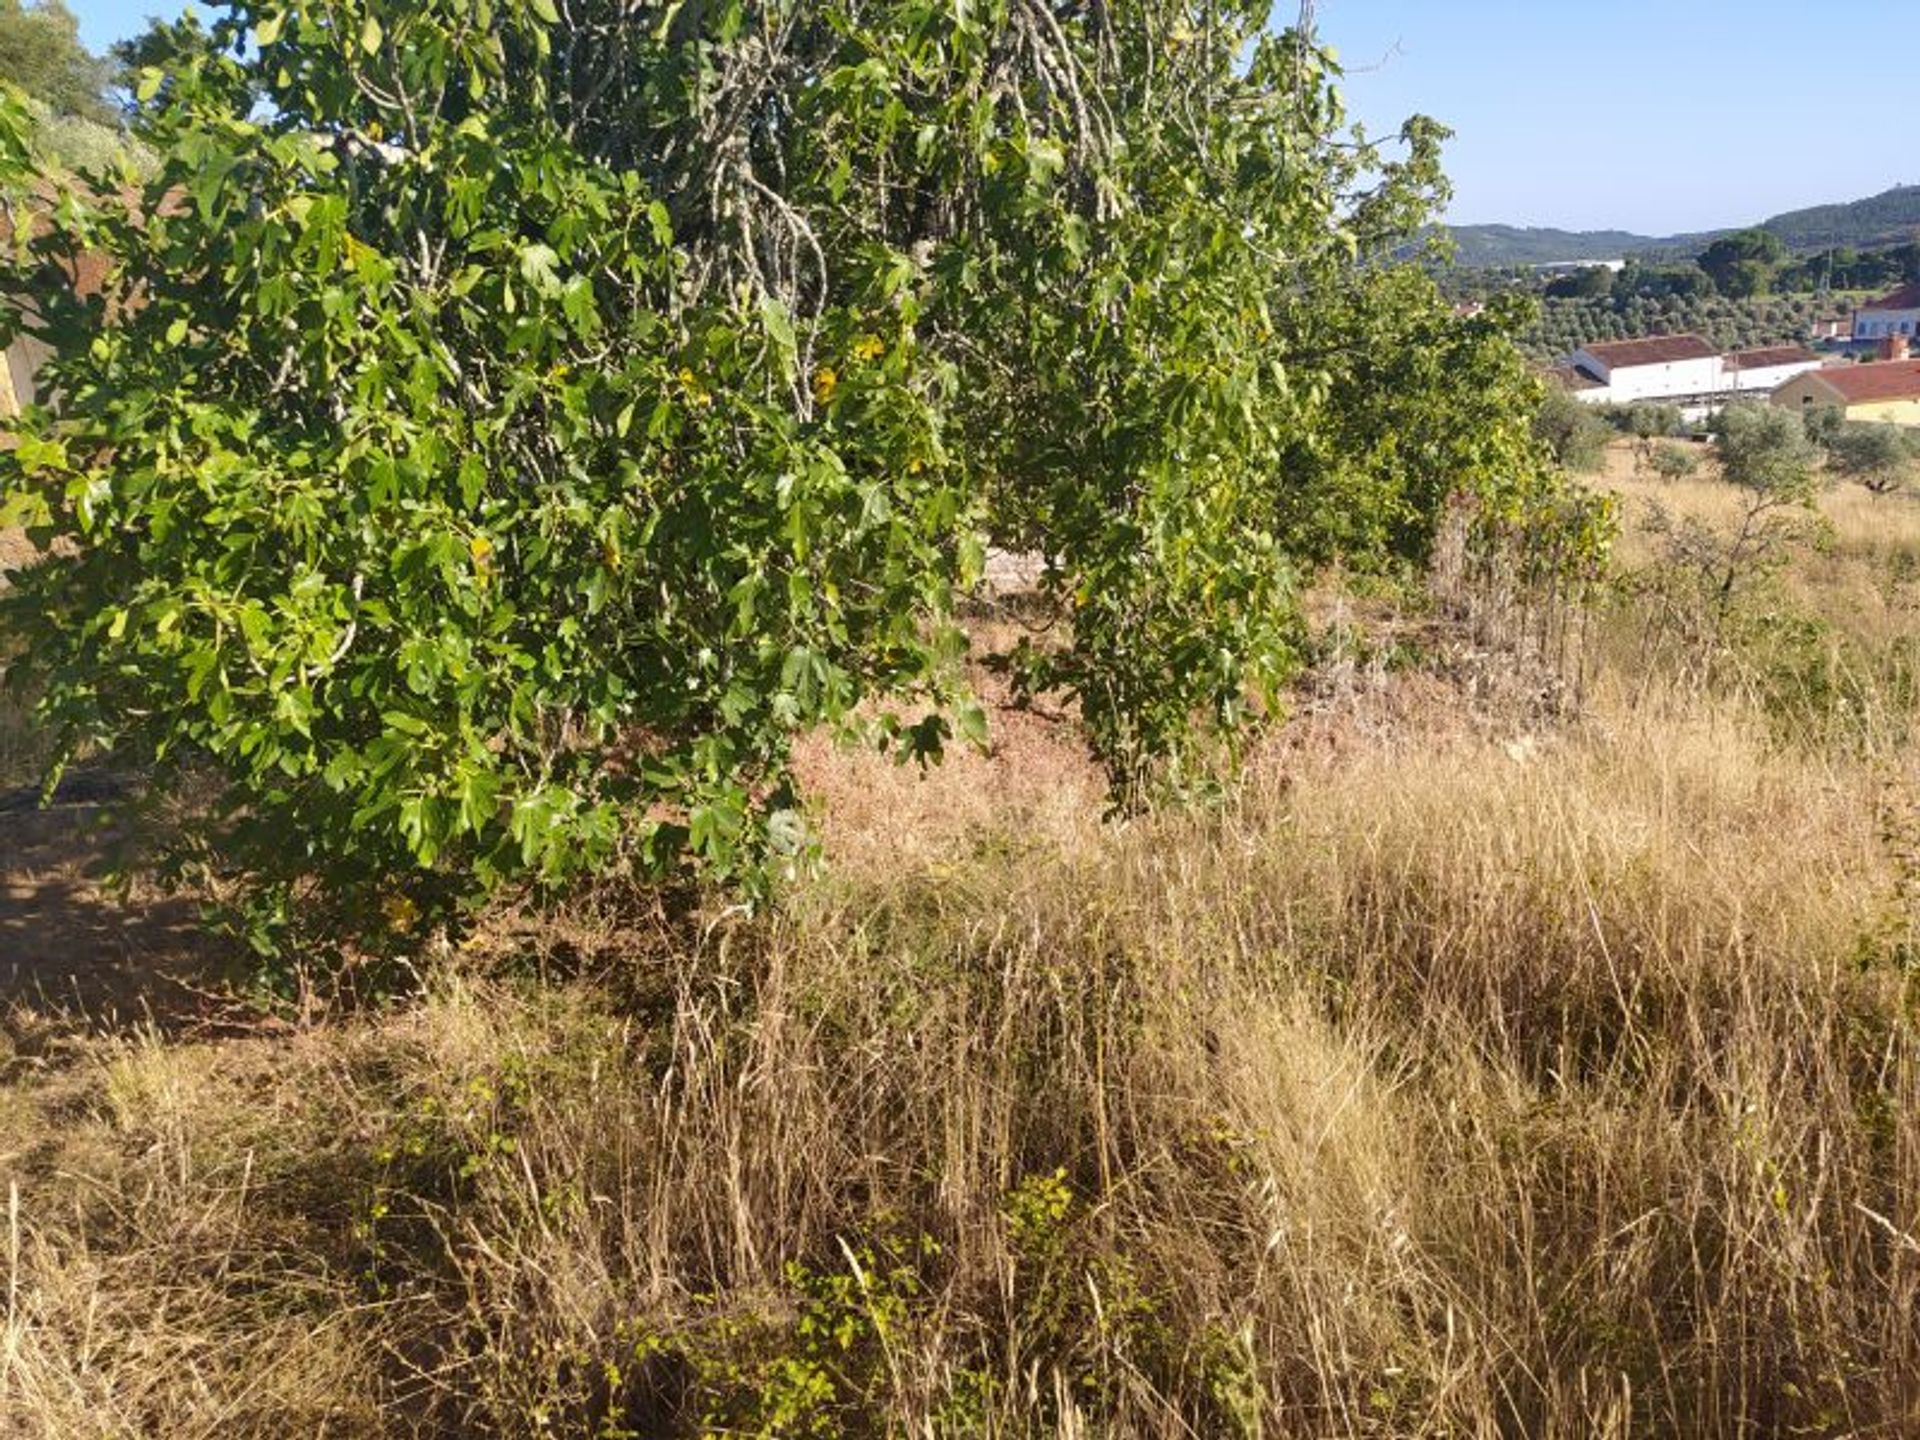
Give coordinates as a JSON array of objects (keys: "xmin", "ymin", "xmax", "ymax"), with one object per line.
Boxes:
[
  {"xmin": 1759, "ymin": 185, "xmax": 1920, "ymax": 251},
  {"xmin": 1444, "ymin": 185, "xmax": 1920, "ymax": 268},
  {"xmin": 1443, "ymin": 225, "xmax": 1680, "ymax": 267}
]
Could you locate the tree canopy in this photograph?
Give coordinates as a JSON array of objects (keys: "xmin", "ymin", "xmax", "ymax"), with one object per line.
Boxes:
[
  {"xmin": 1827, "ymin": 422, "xmax": 1917, "ymax": 496},
  {"xmin": 0, "ymin": 0, "xmax": 111, "ymax": 122},
  {"xmin": 0, "ymin": 0, "xmax": 1601, "ymax": 957},
  {"xmin": 1716, "ymin": 403, "xmax": 1818, "ymax": 502},
  {"xmin": 1698, "ymin": 229, "xmax": 1787, "ymax": 299}
]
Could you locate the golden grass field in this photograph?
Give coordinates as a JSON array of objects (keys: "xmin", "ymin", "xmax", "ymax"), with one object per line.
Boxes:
[{"xmin": 1, "ymin": 443, "xmax": 1918, "ymax": 1436}]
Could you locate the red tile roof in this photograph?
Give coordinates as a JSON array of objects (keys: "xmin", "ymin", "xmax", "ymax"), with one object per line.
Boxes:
[
  {"xmin": 0, "ymin": 182, "xmax": 181, "ymax": 300},
  {"xmin": 1546, "ymin": 362, "xmax": 1603, "ymax": 391},
  {"xmin": 1579, "ymin": 334, "xmax": 1717, "ymax": 368},
  {"xmin": 1804, "ymin": 360, "xmax": 1920, "ymax": 405},
  {"xmin": 1725, "ymin": 345, "xmax": 1821, "ymax": 369},
  {"xmin": 1861, "ymin": 282, "xmax": 1920, "ymax": 312}
]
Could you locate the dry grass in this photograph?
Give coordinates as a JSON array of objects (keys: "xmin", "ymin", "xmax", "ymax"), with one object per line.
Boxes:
[
  {"xmin": 1598, "ymin": 440, "xmax": 1920, "ymax": 758},
  {"xmin": 1, "ymin": 467, "xmax": 1919, "ymax": 1436},
  {"xmin": 1608, "ymin": 464, "xmax": 1920, "ymax": 577}
]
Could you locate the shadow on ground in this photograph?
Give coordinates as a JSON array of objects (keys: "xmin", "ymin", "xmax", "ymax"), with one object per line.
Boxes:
[{"xmin": 0, "ymin": 795, "xmax": 253, "ymax": 1042}]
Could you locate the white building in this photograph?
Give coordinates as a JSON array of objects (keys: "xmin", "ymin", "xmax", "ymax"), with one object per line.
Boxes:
[
  {"xmin": 1555, "ymin": 334, "xmax": 1824, "ymax": 407},
  {"xmin": 1852, "ymin": 282, "xmax": 1920, "ymax": 343},
  {"xmin": 1565, "ymin": 334, "xmax": 1726, "ymax": 404},
  {"xmin": 1721, "ymin": 345, "xmax": 1827, "ymax": 396},
  {"xmin": 1532, "ymin": 259, "xmax": 1628, "ymax": 276}
]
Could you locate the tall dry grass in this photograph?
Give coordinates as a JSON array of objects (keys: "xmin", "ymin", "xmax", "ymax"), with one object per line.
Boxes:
[
  {"xmin": 1604, "ymin": 461, "xmax": 1920, "ymax": 756},
  {"xmin": 1, "ymin": 463, "xmax": 1918, "ymax": 1436},
  {"xmin": 4, "ymin": 689, "xmax": 1918, "ymax": 1436}
]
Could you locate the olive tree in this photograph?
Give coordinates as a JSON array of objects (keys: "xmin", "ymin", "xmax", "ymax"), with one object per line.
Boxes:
[
  {"xmin": 1649, "ymin": 442, "xmax": 1699, "ymax": 481},
  {"xmin": 0, "ymin": 2, "xmax": 1595, "ymax": 956},
  {"xmin": 1633, "ymin": 404, "xmax": 1821, "ymax": 676},
  {"xmin": 1622, "ymin": 403, "xmax": 1681, "ymax": 473},
  {"xmin": 1716, "ymin": 403, "xmax": 1820, "ymax": 502},
  {"xmin": 1827, "ymin": 422, "xmax": 1917, "ymax": 497},
  {"xmin": 1686, "ymin": 404, "xmax": 1820, "ymax": 627},
  {"xmin": 1533, "ymin": 386, "xmax": 1610, "ymax": 473}
]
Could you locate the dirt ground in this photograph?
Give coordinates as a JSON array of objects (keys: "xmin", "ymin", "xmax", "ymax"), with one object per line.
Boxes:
[
  {"xmin": 0, "ymin": 797, "xmax": 247, "ymax": 1043},
  {"xmin": 4, "ymin": 529, "xmax": 239, "ymax": 1036}
]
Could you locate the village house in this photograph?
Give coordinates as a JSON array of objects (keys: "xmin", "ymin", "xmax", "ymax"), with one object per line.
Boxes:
[
  {"xmin": 1770, "ymin": 341, "xmax": 1920, "ymax": 426},
  {"xmin": 1564, "ymin": 334, "xmax": 1722, "ymax": 404},
  {"xmin": 1721, "ymin": 344, "xmax": 1828, "ymax": 396},
  {"xmin": 1852, "ymin": 282, "xmax": 1920, "ymax": 343},
  {"xmin": 1555, "ymin": 333, "xmax": 1824, "ymax": 408},
  {"xmin": 1546, "ymin": 361, "xmax": 1605, "ymax": 397}
]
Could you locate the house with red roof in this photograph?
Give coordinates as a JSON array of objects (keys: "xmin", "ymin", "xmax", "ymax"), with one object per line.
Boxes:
[
  {"xmin": 1563, "ymin": 334, "xmax": 1723, "ymax": 404},
  {"xmin": 1852, "ymin": 282, "xmax": 1920, "ymax": 345},
  {"xmin": 1771, "ymin": 349, "xmax": 1920, "ymax": 427},
  {"xmin": 1552, "ymin": 333, "xmax": 1824, "ymax": 408},
  {"xmin": 1721, "ymin": 345, "xmax": 1828, "ymax": 396}
]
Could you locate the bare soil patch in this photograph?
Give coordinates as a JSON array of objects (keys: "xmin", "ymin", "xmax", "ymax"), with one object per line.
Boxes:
[{"xmin": 0, "ymin": 797, "xmax": 246, "ymax": 1041}]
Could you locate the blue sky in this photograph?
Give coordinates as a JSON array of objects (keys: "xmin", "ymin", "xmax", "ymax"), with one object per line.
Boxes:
[
  {"xmin": 63, "ymin": 0, "xmax": 1919, "ymax": 237},
  {"xmin": 67, "ymin": 0, "xmax": 169, "ymax": 54},
  {"xmin": 1317, "ymin": 0, "xmax": 1916, "ymax": 234}
]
